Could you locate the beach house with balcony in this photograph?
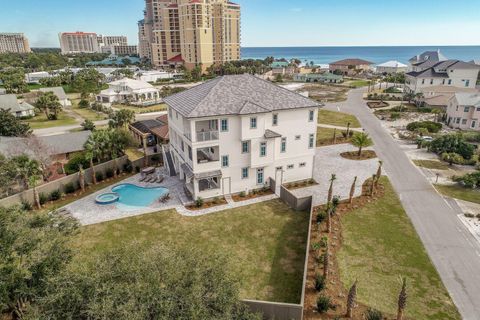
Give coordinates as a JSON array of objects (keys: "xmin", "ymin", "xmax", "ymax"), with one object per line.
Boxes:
[
  {"xmin": 96, "ymin": 78, "xmax": 160, "ymax": 106},
  {"xmin": 446, "ymin": 93, "xmax": 480, "ymax": 130},
  {"xmin": 163, "ymin": 74, "xmax": 322, "ymax": 200}
]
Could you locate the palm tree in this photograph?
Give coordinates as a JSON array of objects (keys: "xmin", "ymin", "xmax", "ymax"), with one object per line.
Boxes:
[
  {"xmin": 349, "ymin": 176, "xmax": 357, "ymax": 204},
  {"xmin": 346, "ymin": 280, "xmax": 358, "ymax": 318},
  {"xmin": 84, "ymin": 134, "xmax": 102, "ymax": 184},
  {"xmin": 397, "ymin": 278, "xmax": 407, "ymax": 320},
  {"xmin": 13, "ymin": 155, "xmax": 41, "ymax": 191},
  {"xmin": 351, "ymin": 132, "xmax": 373, "ymax": 157},
  {"xmin": 29, "ymin": 175, "xmax": 42, "ymax": 210},
  {"xmin": 326, "ymin": 207, "xmax": 332, "ymax": 233},
  {"xmin": 375, "ymin": 161, "xmax": 383, "ymax": 187},
  {"xmin": 36, "ymin": 91, "xmax": 62, "ymax": 119},
  {"xmin": 78, "ymin": 164, "xmax": 85, "ymax": 192},
  {"xmin": 327, "ymin": 174, "xmax": 336, "ymax": 204},
  {"xmin": 323, "ymin": 244, "xmax": 329, "ymax": 279}
]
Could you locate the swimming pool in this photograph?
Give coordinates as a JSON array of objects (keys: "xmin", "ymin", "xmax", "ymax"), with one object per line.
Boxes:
[{"xmin": 102, "ymin": 183, "xmax": 169, "ymax": 209}]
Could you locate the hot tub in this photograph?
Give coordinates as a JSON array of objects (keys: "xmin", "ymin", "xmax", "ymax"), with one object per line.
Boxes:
[{"xmin": 95, "ymin": 192, "xmax": 120, "ymax": 205}]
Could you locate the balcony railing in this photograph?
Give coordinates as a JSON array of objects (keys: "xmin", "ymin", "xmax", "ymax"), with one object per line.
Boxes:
[{"xmin": 196, "ymin": 130, "xmax": 219, "ymax": 142}]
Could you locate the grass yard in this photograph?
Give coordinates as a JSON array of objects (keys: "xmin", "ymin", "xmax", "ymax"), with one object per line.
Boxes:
[
  {"xmin": 338, "ymin": 178, "xmax": 460, "ymax": 319},
  {"xmin": 74, "ymin": 199, "xmax": 310, "ymax": 304},
  {"xmin": 435, "ymin": 184, "xmax": 480, "ymax": 204},
  {"xmin": 413, "ymin": 160, "xmax": 450, "ymax": 170},
  {"xmin": 316, "ymin": 127, "xmax": 352, "ymax": 146},
  {"xmin": 345, "ymin": 79, "xmax": 371, "ymax": 88},
  {"xmin": 125, "ymin": 148, "xmax": 144, "ymax": 161},
  {"xmin": 71, "ymin": 99, "xmax": 107, "ymax": 121},
  {"xmin": 24, "ymin": 112, "xmax": 78, "ymax": 129},
  {"xmin": 113, "ymin": 103, "xmax": 168, "ymax": 114},
  {"xmin": 318, "ymin": 109, "xmax": 361, "ymax": 128}
]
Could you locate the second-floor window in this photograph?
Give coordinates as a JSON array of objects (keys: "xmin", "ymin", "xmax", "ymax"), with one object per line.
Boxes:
[
  {"xmin": 272, "ymin": 113, "xmax": 278, "ymax": 126},
  {"xmin": 260, "ymin": 142, "xmax": 267, "ymax": 157},
  {"xmin": 188, "ymin": 146, "xmax": 192, "ymax": 160},
  {"xmin": 222, "ymin": 155, "xmax": 229, "ymax": 167},
  {"xmin": 221, "ymin": 119, "xmax": 228, "ymax": 132},
  {"xmin": 448, "ymin": 79, "xmax": 452, "ymax": 85},
  {"xmin": 309, "ymin": 110, "xmax": 314, "ymax": 122},
  {"xmin": 242, "ymin": 141, "xmax": 250, "ymax": 153},
  {"xmin": 466, "ymin": 80, "xmax": 470, "ymax": 87},
  {"xmin": 281, "ymin": 137, "xmax": 287, "ymax": 153},
  {"xmin": 309, "ymin": 134, "xmax": 314, "ymax": 149},
  {"xmin": 250, "ymin": 117, "xmax": 257, "ymax": 129},
  {"xmin": 464, "ymin": 107, "xmax": 470, "ymax": 112}
]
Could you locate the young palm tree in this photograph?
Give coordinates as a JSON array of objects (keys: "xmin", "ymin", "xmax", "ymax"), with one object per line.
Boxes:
[
  {"xmin": 29, "ymin": 175, "xmax": 41, "ymax": 210},
  {"xmin": 370, "ymin": 174, "xmax": 376, "ymax": 196},
  {"xmin": 326, "ymin": 207, "xmax": 332, "ymax": 233},
  {"xmin": 36, "ymin": 91, "xmax": 62, "ymax": 119},
  {"xmin": 327, "ymin": 174, "xmax": 336, "ymax": 204},
  {"xmin": 349, "ymin": 176, "xmax": 357, "ymax": 204},
  {"xmin": 323, "ymin": 244, "xmax": 329, "ymax": 279},
  {"xmin": 375, "ymin": 161, "xmax": 383, "ymax": 187},
  {"xmin": 78, "ymin": 164, "xmax": 85, "ymax": 192},
  {"xmin": 397, "ymin": 277, "xmax": 407, "ymax": 320},
  {"xmin": 13, "ymin": 155, "xmax": 41, "ymax": 191},
  {"xmin": 346, "ymin": 280, "xmax": 358, "ymax": 318},
  {"xmin": 351, "ymin": 132, "xmax": 373, "ymax": 157},
  {"xmin": 84, "ymin": 135, "xmax": 102, "ymax": 184},
  {"xmin": 332, "ymin": 128, "xmax": 337, "ymax": 144}
]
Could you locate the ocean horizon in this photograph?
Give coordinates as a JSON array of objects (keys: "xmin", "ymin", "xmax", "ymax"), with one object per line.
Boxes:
[{"xmin": 241, "ymin": 46, "xmax": 480, "ymax": 65}]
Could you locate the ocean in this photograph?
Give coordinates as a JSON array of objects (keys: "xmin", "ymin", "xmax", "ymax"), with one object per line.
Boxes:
[{"xmin": 241, "ymin": 46, "xmax": 480, "ymax": 65}]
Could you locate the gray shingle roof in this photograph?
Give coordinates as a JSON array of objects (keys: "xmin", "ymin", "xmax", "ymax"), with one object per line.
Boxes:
[
  {"xmin": 264, "ymin": 129, "xmax": 282, "ymax": 139},
  {"xmin": 406, "ymin": 68, "xmax": 449, "ymax": 78},
  {"xmin": 0, "ymin": 94, "xmax": 35, "ymax": 113},
  {"xmin": 39, "ymin": 87, "xmax": 68, "ymax": 100},
  {"xmin": 163, "ymin": 74, "xmax": 322, "ymax": 118},
  {"xmin": 409, "ymin": 50, "xmax": 448, "ymax": 64},
  {"xmin": 0, "ymin": 131, "xmax": 91, "ymax": 157}
]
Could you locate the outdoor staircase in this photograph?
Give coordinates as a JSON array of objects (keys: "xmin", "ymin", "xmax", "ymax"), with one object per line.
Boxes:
[{"xmin": 164, "ymin": 150, "xmax": 176, "ymax": 177}]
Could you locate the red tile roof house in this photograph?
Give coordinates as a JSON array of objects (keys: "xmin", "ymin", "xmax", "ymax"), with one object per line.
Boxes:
[{"xmin": 329, "ymin": 58, "xmax": 374, "ymax": 76}]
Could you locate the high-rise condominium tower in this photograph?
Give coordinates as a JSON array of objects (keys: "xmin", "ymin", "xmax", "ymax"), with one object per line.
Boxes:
[
  {"xmin": 138, "ymin": 0, "xmax": 240, "ymax": 71},
  {"xmin": 0, "ymin": 33, "xmax": 31, "ymax": 53}
]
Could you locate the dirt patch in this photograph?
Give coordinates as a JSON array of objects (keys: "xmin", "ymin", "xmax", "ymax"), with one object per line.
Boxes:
[
  {"xmin": 367, "ymin": 101, "xmax": 389, "ymax": 109},
  {"xmin": 300, "ymin": 84, "xmax": 350, "ymax": 103},
  {"xmin": 284, "ymin": 179, "xmax": 319, "ymax": 190},
  {"xmin": 303, "ymin": 179, "xmax": 393, "ymax": 319},
  {"xmin": 340, "ymin": 150, "xmax": 377, "ymax": 161},
  {"xmin": 185, "ymin": 197, "xmax": 227, "ymax": 210},
  {"xmin": 232, "ymin": 188, "xmax": 273, "ymax": 202}
]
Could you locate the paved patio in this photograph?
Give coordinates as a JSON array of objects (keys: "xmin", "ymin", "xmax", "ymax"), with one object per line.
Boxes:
[{"xmin": 290, "ymin": 144, "xmax": 380, "ymax": 206}]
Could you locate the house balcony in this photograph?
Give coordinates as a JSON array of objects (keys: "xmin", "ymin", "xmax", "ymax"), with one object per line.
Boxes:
[{"xmin": 196, "ymin": 130, "xmax": 219, "ymax": 142}]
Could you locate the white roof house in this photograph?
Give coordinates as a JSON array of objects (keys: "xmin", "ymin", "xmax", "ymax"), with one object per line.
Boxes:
[
  {"xmin": 96, "ymin": 78, "xmax": 160, "ymax": 106},
  {"xmin": 376, "ymin": 60, "xmax": 408, "ymax": 74},
  {"xmin": 39, "ymin": 87, "xmax": 71, "ymax": 107}
]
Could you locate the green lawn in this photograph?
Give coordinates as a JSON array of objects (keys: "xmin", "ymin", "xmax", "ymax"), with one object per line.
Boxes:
[
  {"xmin": 316, "ymin": 127, "xmax": 352, "ymax": 146},
  {"xmin": 318, "ymin": 109, "xmax": 361, "ymax": 128},
  {"xmin": 71, "ymin": 99, "xmax": 107, "ymax": 121},
  {"xmin": 413, "ymin": 160, "xmax": 450, "ymax": 170},
  {"xmin": 125, "ymin": 148, "xmax": 144, "ymax": 161},
  {"xmin": 435, "ymin": 184, "xmax": 480, "ymax": 204},
  {"xmin": 24, "ymin": 112, "xmax": 78, "ymax": 129},
  {"xmin": 345, "ymin": 79, "xmax": 371, "ymax": 88},
  {"xmin": 113, "ymin": 103, "xmax": 168, "ymax": 114},
  {"xmin": 74, "ymin": 199, "xmax": 310, "ymax": 304},
  {"xmin": 338, "ymin": 178, "xmax": 460, "ymax": 320}
]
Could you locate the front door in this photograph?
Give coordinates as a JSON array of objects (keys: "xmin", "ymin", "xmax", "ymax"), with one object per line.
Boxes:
[{"xmin": 222, "ymin": 177, "xmax": 231, "ymax": 195}]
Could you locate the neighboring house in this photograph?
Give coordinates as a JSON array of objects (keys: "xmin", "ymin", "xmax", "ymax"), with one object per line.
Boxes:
[
  {"xmin": 446, "ymin": 93, "xmax": 480, "ymax": 130},
  {"xmin": 129, "ymin": 115, "xmax": 169, "ymax": 148},
  {"xmin": 163, "ymin": 74, "xmax": 321, "ymax": 200},
  {"xmin": 408, "ymin": 50, "xmax": 448, "ymax": 69},
  {"xmin": 376, "ymin": 60, "xmax": 408, "ymax": 74},
  {"xmin": 0, "ymin": 94, "xmax": 35, "ymax": 118},
  {"xmin": 294, "ymin": 72, "xmax": 343, "ymax": 83},
  {"xmin": 86, "ymin": 54, "xmax": 141, "ymax": 67},
  {"xmin": 270, "ymin": 61, "xmax": 290, "ymax": 69},
  {"xmin": 405, "ymin": 60, "xmax": 480, "ymax": 94},
  {"xmin": 470, "ymin": 59, "xmax": 480, "ymax": 66},
  {"xmin": 25, "ymin": 71, "xmax": 51, "ymax": 84},
  {"xmin": 0, "ymin": 131, "xmax": 91, "ymax": 162},
  {"xmin": 39, "ymin": 87, "xmax": 72, "ymax": 107},
  {"xmin": 136, "ymin": 70, "xmax": 183, "ymax": 83},
  {"xmin": 329, "ymin": 58, "xmax": 373, "ymax": 76},
  {"xmin": 419, "ymin": 85, "xmax": 478, "ymax": 109},
  {"xmin": 96, "ymin": 78, "xmax": 160, "ymax": 106},
  {"xmin": 271, "ymin": 66, "xmax": 296, "ymax": 76}
]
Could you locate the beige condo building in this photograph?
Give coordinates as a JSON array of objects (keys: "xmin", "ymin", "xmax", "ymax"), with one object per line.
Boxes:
[
  {"xmin": 138, "ymin": 0, "xmax": 240, "ymax": 71},
  {"xmin": 59, "ymin": 32, "xmax": 99, "ymax": 54},
  {"xmin": 0, "ymin": 33, "xmax": 31, "ymax": 53}
]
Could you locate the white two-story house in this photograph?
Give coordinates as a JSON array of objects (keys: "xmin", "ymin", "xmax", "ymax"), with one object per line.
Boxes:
[
  {"xmin": 163, "ymin": 74, "xmax": 322, "ymax": 200},
  {"xmin": 446, "ymin": 93, "xmax": 480, "ymax": 130},
  {"xmin": 405, "ymin": 59, "xmax": 480, "ymax": 94}
]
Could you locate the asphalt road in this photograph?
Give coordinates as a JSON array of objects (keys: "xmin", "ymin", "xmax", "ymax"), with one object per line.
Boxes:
[{"xmin": 324, "ymin": 88, "xmax": 480, "ymax": 319}]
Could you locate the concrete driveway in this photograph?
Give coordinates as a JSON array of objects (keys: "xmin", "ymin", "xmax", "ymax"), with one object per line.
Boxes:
[
  {"xmin": 291, "ymin": 144, "xmax": 378, "ymax": 206},
  {"xmin": 324, "ymin": 88, "xmax": 480, "ymax": 319}
]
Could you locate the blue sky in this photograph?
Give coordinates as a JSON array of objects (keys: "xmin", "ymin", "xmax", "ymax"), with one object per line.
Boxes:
[{"xmin": 1, "ymin": 0, "xmax": 479, "ymax": 47}]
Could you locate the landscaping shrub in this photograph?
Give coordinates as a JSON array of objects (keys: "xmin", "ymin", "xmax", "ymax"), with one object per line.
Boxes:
[
  {"xmin": 364, "ymin": 308, "xmax": 383, "ymax": 320},
  {"xmin": 390, "ymin": 112, "xmax": 401, "ymax": 120},
  {"xmin": 195, "ymin": 197, "xmax": 204, "ymax": 208},
  {"xmin": 135, "ymin": 166, "xmax": 141, "ymax": 173},
  {"xmin": 39, "ymin": 193, "xmax": 48, "ymax": 205},
  {"xmin": 430, "ymin": 134, "xmax": 475, "ymax": 160},
  {"xmin": 406, "ymin": 121, "xmax": 442, "ymax": 133},
  {"xmin": 49, "ymin": 189, "xmax": 62, "ymax": 201},
  {"xmin": 316, "ymin": 295, "xmax": 333, "ymax": 313},
  {"xmin": 454, "ymin": 171, "xmax": 480, "ymax": 188},
  {"xmin": 21, "ymin": 200, "xmax": 32, "ymax": 211},
  {"xmin": 239, "ymin": 191, "xmax": 246, "ymax": 198},
  {"xmin": 441, "ymin": 152, "xmax": 465, "ymax": 165},
  {"xmin": 212, "ymin": 197, "xmax": 221, "ymax": 204},
  {"xmin": 314, "ymin": 274, "xmax": 326, "ymax": 292},
  {"xmin": 78, "ymin": 99, "xmax": 90, "ymax": 109},
  {"xmin": 105, "ymin": 168, "xmax": 114, "ymax": 179},
  {"xmin": 64, "ymin": 153, "xmax": 90, "ymax": 175},
  {"xmin": 64, "ymin": 182, "xmax": 77, "ymax": 194},
  {"xmin": 95, "ymin": 172, "xmax": 104, "ymax": 182},
  {"xmin": 316, "ymin": 211, "xmax": 327, "ymax": 224},
  {"xmin": 123, "ymin": 163, "xmax": 133, "ymax": 173}
]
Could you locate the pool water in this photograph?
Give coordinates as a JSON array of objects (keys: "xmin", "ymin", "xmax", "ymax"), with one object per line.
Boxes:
[{"xmin": 111, "ymin": 184, "xmax": 169, "ymax": 209}]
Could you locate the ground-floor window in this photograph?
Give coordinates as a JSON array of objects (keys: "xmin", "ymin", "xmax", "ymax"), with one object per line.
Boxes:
[
  {"xmin": 242, "ymin": 167, "xmax": 249, "ymax": 179},
  {"xmin": 257, "ymin": 168, "xmax": 264, "ymax": 185}
]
